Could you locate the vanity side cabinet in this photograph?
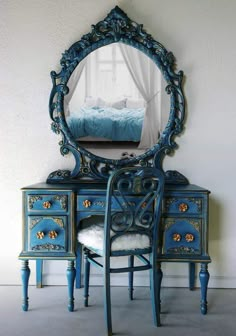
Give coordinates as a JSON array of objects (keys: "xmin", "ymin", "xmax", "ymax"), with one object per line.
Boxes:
[
  {"xmin": 160, "ymin": 184, "xmax": 211, "ymax": 262},
  {"xmin": 159, "ymin": 184, "xmax": 211, "ymax": 314},
  {"xmin": 18, "ymin": 184, "xmax": 76, "ymax": 312},
  {"xmin": 19, "ymin": 188, "xmax": 76, "ymax": 260}
]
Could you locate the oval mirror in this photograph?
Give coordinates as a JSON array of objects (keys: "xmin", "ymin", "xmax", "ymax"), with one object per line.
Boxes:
[
  {"xmin": 48, "ymin": 6, "xmax": 185, "ymax": 182},
  {"xmin": 65, "ymin": 42, "xmax": 169, "ymax": 161}
]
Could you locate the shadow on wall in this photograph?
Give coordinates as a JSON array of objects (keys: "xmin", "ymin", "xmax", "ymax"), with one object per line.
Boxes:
[{"xmin": 208, "ymin": 196, "xmax": 223, "ymax": 274}]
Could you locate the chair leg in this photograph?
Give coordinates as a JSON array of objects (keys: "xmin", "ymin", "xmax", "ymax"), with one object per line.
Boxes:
[
  {"xmin": 128, "ymin": 255, "xmax": 134, "ymax": 300},
  {"xmin": 84, "ymin": 249, "xmax": 90, "ymax": 307},
  {"xmin": 104, "ymin": 257, "xmax": 112, "ymax": 336},
  {"xmin": 150, "ymin": 257, "xmax": 161, "ymax": 327}
]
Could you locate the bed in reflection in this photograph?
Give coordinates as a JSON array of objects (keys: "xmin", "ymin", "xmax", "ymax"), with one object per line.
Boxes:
[{"xmin": 66, "ymin": 105, "xmax": 145, "ymax": 142}]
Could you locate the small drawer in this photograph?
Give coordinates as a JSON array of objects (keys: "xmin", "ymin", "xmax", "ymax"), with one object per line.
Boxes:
[
  {"xmin": 28, "ymin": 216, "xmax": 67, "ymax": 252},
  {"xmin": 162, "ymin": 217, "xmax": 201, "ymax": 255},
  {"xmin": 77, "ymin": 196, "xmax": 107, "ymax": 211},
  {"xmin": 27, "ymin": 194, "xmax": 68, "ymax": 212},
  {"xmin": 163, "ymin": 197, "xmax": 202, "ymax": 215}
]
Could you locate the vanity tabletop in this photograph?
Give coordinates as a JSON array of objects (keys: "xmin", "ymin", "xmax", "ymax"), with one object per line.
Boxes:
[{"xmin": 22, "ymin": 181, "xmax": 210, "ymax": 194}]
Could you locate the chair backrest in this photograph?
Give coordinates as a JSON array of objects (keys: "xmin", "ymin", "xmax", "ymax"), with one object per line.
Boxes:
[{"xmin": 104, "ymin": 167, "xmax": 165, "ymax": 255}]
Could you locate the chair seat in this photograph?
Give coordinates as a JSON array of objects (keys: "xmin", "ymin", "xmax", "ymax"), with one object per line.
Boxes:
[{"xmin": 78, "ymin": 223, "xmax": 150, "ymax": 253}]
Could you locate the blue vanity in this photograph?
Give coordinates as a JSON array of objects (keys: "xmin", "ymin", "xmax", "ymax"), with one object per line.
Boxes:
[{"xmin": 19, "ymin": 6, "xmax": 211, "ymax": 321}]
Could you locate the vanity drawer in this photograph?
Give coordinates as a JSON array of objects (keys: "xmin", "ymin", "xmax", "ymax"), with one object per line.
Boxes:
[
  {"xmin": 163, "ymin": 197, "xmax": 202, "ymax": 215},
  {"xmin": 28, "ymin": 216, "xmax": 67, "ymax": 252},
  {"xmin": 27, "ymin": 193, "xmax": 68, "ymax": 213},
  {"xmin": 77, "ymin": 196, "xmax": 147, "ymax": 211},
  {"xmin": 162, "ymin": 217, "xmax": 201, "ymax": 255}
]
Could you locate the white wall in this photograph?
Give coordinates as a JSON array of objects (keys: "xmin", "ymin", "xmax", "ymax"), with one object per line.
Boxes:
[{"xmin": 1, "ymin": 0, "xmax": 236, "ymax": 288}]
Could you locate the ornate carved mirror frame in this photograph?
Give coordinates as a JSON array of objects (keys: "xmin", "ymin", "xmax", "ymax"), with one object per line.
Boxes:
[{"xmin": 47, "ymin": 6, "xmax": 185, "ymax": 183}]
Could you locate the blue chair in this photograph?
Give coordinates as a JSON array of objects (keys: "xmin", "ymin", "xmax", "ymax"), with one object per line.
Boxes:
[{"xmin": 78, "ymin": 167, "xmax": 165, "ymax": 336}]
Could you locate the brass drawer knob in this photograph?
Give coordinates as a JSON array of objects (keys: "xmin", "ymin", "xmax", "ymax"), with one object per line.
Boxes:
[
  {"xmin": 172, "ymin": 233, "xmax": 181, "ymax": 242},
  {"xmin": 141, "ymin": 202, "xmax": 147, "ymax": 209},
  {"xmin": 178, "ymin": 203, "xmax": 188, "ymax": 212},
  {"xmin": 83, "ymin": 200, "xmax": 92, "ymax": 208},
  {"xmin": 43, "ymin": 201, "xmax": 52, "ymax": 209},
  {"xmin": 48, "ymin": 230, "xmax": 58, "ymax": 239},
  {"xmin": 36, "ymin": 231, "xmax": 44, "ymax": 239},
  {"xmin": 185, "ymin": 233, "xmax": 194, "ymax": 242}
]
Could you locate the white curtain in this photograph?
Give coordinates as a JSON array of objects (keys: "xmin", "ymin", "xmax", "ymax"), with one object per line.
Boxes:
[
  {"xmin": 119, "ymin": 43, "xmax": 160, "ymax": 149},
  {"xmin": 64, "ymin": 58, "xmax": 86, "ymax": 116}
]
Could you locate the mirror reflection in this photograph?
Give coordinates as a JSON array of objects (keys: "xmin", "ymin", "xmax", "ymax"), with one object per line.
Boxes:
[{"xmin": 65, "ymin": 43, "xmax": 168, "ymax": 159}]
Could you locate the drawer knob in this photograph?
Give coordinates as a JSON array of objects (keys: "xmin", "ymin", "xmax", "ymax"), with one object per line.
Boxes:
[
  {"xmin": 185, "ymin": 233, "xmax": 194, "ymax": 242},
  {"xmin": 83, "ymin": 200, "xmax": 92, "ymax": 208},
  {"xmin": 48, "ymin": 230, "xmax": 58, "ymax": 239},
  {"xmin": 43, "ymin": 201, "xmax": 52, "ymax": 209},
  {"xmin": 172, "ymin": 233, "xmax": 181, "ymax": 242},
  {"xmin": 36, "ymin": 231, "xmax": 44, "ymax": 239},
  {"xmin": 141, "ymin": 202, "xmax": 147, "ymax": 209},
  {"xmin": 178, "ymin": 203, "xmax": 188, "ymax": 212}
]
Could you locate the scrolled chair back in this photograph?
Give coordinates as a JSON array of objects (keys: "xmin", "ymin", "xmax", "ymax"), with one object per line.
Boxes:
[{"xmin": 104, "ymin": 166, "xmax": 165, "ymax": 255}]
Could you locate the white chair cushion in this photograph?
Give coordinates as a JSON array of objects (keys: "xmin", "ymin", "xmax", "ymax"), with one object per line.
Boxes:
[{"xmin": 78, "ymin": 224, "xmax": 150, "ymax": 252}]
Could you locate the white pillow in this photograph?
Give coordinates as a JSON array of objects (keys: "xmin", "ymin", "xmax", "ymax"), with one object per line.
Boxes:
[
  {"xmin": 84, "ymin": 97, "xmax": 98, "ymax": 108},
  {"xmin": 110, "ymin": 98, "xmax": 127, "ymax": 109},
  {"xmin": 84, "ymin": 97, "xmax": 127, "ymax": 109},
  {"xmin": 126, "ymin": 98, "xmax": 145, "ymax": 109}
]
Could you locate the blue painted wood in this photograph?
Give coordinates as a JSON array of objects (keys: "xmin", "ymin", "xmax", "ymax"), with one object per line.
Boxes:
[
  {"xmin": 189, "ymin": 262, "xmax": 195, "ymax": 290},
  {"xmin": 199, "ymin": 263, "xmax": 210, "ymax": 314},
  {"xmin": 156, "ymin": 263, "xmax": 163, "ymax": 314},
  {"xmin": 150, "ymin": 255, "xmax": 161, "ymax": 326},
  {"xmin": 21, "ymin": 260, "xmax": 30, "ymax": 311},
  {"xmin": 128, "ymin": 255, "xmax": 134, "ymax": 300},
  {"xmin": 19, "ymin": 179, "xmax": 211, "ymax": 319},
  {"xmin": 36, "ymin": 259, "xmax": 43, "ymax": 288},
  {"xmin": 66, "ymin": 260, "xmax": 76, "ymax": 312},
  {"xmin": 84, "ymin": 249, "xmax": 90, "ymax": 307},
  {"xmin": 79, "ymin": 167, "xmax": 165, "ymax": 334},
  {"xmin": 47, "ymin": 6, "xmax": 185, "ymax": 183},
  {"xmin": 75, "ymin": 244, "xmax": 82, "ymax": 288}
]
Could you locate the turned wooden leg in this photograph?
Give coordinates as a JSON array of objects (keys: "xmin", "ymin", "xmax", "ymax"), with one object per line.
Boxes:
[
  {"xmin": 75, "ymin": 244, "xmax": 82, "ymax": 288},
  {"xmin": 67, "ymin": 260, "xmax": 76, "ymax": 312},
  {"xmin": 128, "ymin": 255, "xmax": 134, "ymax": 300},
  {"xmin": 84, "ymin": 249, "xmax": 90, "ymax": 307},
  {"xmin": 199, "ymin": 263, "xmax": 210, "ymax": 314},
  {"xmin": 21, "ymin": 260, "xmax": 30, "ymax": 311},
  {"xmin": 189, "ymin": 262, "xmax": 195, "ymax": 290}
]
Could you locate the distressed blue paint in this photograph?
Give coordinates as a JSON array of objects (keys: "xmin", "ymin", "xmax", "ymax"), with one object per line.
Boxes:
[
  {"xmin": 83, "ymin": 249, "xmax": 90, "ymax": 307},
  {"xmin": 199, "ymin": 263, "xmax": 210, "ymax": 314},
  {"xmin": 47, "ymin": 6, "xmax": 185, "ymax": 183},
  {"xmin": 21, "ymin": 260, "xmax": 30, "ymax": 311},
  {"xmin": 19, "ymin": 188, "xmax": 76, "ymax": 311},
  {"xmin": 79, "ymin": 167, "xmax": 165, "ymax": 334},
  {"xmin": 128, "ymin": 255, "xmax": 134, "ymax": 300},
  {"xmin": 67, "ymin": 261, "xmax": 76, "ymax": 312},
  {"xmin": 189, "ymin": 262, "xmax": 196, "ymax": 290},
  {"xmin": 164, "ymin": 219, "xmax": 201, "ymax": 254}
]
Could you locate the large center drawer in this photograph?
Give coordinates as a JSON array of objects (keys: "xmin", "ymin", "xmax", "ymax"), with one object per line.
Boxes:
[{"xmin": 77, "ymin": 195, "xmax": 149, "ymax": 212}]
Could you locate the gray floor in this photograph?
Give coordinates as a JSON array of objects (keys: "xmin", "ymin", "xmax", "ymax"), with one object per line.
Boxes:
[{"xmin": 0, "ymin": 286, "xmax": 235, "ymax": 336}]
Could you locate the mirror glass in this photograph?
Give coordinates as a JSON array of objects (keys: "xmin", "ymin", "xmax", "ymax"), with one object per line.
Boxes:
[{"xmin": 65, "ymin": 43, "xmax": 169, "ymax": 160}]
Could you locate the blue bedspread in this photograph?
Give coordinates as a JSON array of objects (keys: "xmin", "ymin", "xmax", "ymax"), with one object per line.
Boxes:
[{"xmin": 66, "ymin": 106, "xmax": 144, "ymax": 141}]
